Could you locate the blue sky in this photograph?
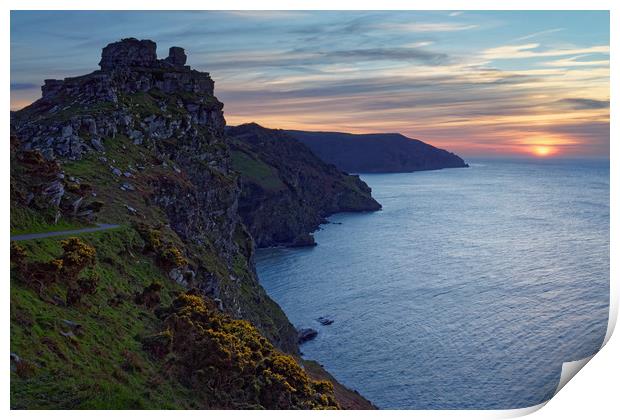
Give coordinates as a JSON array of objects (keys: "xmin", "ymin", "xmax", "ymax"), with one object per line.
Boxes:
[{"xmin": 10, "ymin": 11, "xmax": 610, "ymax": 157}]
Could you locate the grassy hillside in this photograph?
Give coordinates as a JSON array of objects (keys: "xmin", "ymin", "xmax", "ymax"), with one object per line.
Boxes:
[{"xmin": 10, "ymin": 228, "xmax": 340, "ymax": 409}]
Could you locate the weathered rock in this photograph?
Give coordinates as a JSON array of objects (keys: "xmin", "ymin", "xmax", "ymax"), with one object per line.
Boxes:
[
  {"xmin": 290, "ymin": 233, "xmax": 317, "ymax": 248},
  {"xmin": 124, "ymin": 204, "xmax": 137, "ymax": 215},
  {"xmin": 317, "ymin": 316, "xmax": 334, "ymax": 326},
  {"xmin": 61, "ymin": 319, "xmax": 84, "ymax": 336},
  {"xmin": 298, "ymin": 328, "xmax": 318, "ymax": 344},
  {"xmin": 61, "ymin": 125, "xmax": 73, "ymax": 138},
  {"xmin": 71, "ymin": 197, "xmax": 84, "ymax": 215},
  {"xmin": 91, "ymin": 137, "xmax": 105, "ymax": 152},
  {"xmin": 128, "ymin": 129, "xmax": 143, "ymax": 145},
  {"xmin": 62, "ymin": 319, "xmax": 82, "ymax": 329},
  {"xmin": 43, "ymin": 180, "xmax": 65, "ymax": 207},
  {"xmin": 99, "ymin": 38, "xmax": 157, "ymax": 71},
  {"xmin": 213, "ymin": 298, "xmax": 224, "ymax": 311},
  {"xmin": 168, "ymin": 267, "xmax": 193, "ymax": 287},
  {"xmin": 120, "ymin": 182, "xmax": 135, "ymax": 191},
  {"xmin": 60, "ymin": 330, "xmax": 77, "ymax": 339},
  {"xmin": 165, "ymin": 46, "xmax": 187, "ymax": 67}
]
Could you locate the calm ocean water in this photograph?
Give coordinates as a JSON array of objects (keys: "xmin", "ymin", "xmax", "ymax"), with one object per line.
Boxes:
[{"xmin": 255, "ymin": 159, "xmax": 610, "ymax": 409}]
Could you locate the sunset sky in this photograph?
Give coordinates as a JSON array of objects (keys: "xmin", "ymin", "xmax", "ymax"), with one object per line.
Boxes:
[{"xmin": 10, "ymin": 11, "xmax": 610, "ymax": 158}]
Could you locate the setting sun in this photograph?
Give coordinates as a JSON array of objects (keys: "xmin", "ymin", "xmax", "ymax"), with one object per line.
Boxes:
[{"xmin": 532, "ymin": 145, "xmax": 555, "ymax": 157}]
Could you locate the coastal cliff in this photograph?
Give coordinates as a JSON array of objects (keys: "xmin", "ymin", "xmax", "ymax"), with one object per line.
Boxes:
[
  {"xmin": 228, "ymin": 123, "xmax": 381, "ymax": 247},
  {"xmin": 286, "ymin": 130, "xmax": 469, "ymax": 173},
  {"xmin": 10, "ymin": 38, "xmax": 374, "ymax": 409}
]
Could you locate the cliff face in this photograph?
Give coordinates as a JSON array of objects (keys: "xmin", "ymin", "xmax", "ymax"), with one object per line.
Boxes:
[
  {"xmin": 11, "ymin": 38, "xmax": 297, "ymax": 353},
  {"xmin": 10, "ymin": 38, "xmax": 378, "ymax": 410},
  {"xmin": 285, "ymin": 130, "xmax": 469, "ymax": 173},
  {"xmin": 228, "ymin": 123, "xmax": 381, "ymax": 247}
]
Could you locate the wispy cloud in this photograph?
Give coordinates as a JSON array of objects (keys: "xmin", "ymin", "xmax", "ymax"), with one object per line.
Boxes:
[
  {"xmin": 543, "ymin": 55, "xmax": 609, "ymax": 67},
  {"xmin": 376, "ymin": 22, "xmax": 479, "ymax": 32},
  {"xmin": 481, "ymin": 43, "xmax": 609, "ymax": 60},
  {"xmin": 558, "ymin": 98, "xmax": 609, "ymax": 110},
  {"xmin": 10, "ymin": 82, "xmax": 38, "ymax": 90},
  {"xmin": 405, "ymin": 41, "xmax": 434, "ymax": 48},
  {"xmin": 220, "ymin": 11, "xmax": 308, "ymax": 20},
  {"xmin": 326, "ymin": 48, "xmax": 449, "ymax": 64},
  {"xmin": 515, "ymin": 28, "xmax": 565, "ymax": 41},
  {"xmin": 200, "ymin": 45, "xmax": 451, "ymax": 73}
]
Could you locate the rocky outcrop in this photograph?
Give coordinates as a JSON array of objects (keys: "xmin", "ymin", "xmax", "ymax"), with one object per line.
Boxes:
[
  {"xmin": 164, "ymin": 46, "xmax": 187, "ymax": 67},
  {"xmin": 99, "ymin": 38, "xmax": 157, "ymax": 70},
  {"xmin": 228, "ymin": 123, "xmax": 381, "ymax": 248},
  {"xmin": 10, "ymin": 136, "xmax": 103, "ymax": 226},
  {"xmin": 13, "ymin": 38, "xmax": 221, "ymax": 161},
  {"xmin": 285, "ymin": 129, "xmax": 469, "ymax": 173},
  {"xmin": 10, "ymin": 38, "xmax": 297, "ymax": 353}
]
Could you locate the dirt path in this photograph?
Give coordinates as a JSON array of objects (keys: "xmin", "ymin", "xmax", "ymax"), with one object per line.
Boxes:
[{"xmin": 10, "ymin": 224, "xmax": 121, "ymax": 241}]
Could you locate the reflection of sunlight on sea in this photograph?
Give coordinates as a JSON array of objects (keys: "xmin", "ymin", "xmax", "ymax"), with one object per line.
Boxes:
[{"xmin": 256, "ymin": 159, "xmax": 609, "ymax": 409}]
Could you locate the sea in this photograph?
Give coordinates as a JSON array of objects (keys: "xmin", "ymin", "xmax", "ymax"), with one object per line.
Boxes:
[{"xmin": 255, "ymin": 158, "xmax": 610, "ymax": 409}]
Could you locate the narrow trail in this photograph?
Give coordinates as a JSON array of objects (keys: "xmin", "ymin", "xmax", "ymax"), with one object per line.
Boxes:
[{"xmin": 10, "ymin": 224, "xmax": 121, "ymax": 241}]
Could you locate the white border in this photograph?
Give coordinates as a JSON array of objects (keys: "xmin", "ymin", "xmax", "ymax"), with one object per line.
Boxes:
[{"xmin": 3, "ymin": 1, "xmax": 617, "ymax": 418}]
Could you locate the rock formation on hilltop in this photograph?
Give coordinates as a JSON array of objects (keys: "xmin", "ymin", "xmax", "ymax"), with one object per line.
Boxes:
[
  {"xmin": 11, "ymin": 38, "xmax": 377, "ymax": 409},
  {"xmin": 16, "ymin": 38, "xmax": 222, "ymax": 161},
  {"xmin": 228, "ymin": 123, "xmax": 381, "ymax": 247},
  {"xmin": 99, "ymin": 38, "xmax": 158, "ymax": 70},
  {"xmin": 286, "ymin": 130, "xmax": 469, "ymax": 173},
  {"xmin": 12, "ymin": 36, "xmax": 294, "ymax": 348}
]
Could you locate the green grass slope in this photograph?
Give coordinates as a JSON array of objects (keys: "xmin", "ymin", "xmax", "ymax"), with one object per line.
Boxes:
[{"xmin": 10, "ymin": 228, "xmax": 340, "ymax": 409}]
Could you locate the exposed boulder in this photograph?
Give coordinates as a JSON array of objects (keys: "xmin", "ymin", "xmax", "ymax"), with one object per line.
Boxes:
[
  {"xmin": 317, "ymin": 316, "xmax": 334, "ymax": 326},
  {"xmin": 298, "ymin": 328, "xmax": 318, "ymax": 344},
  {"xmin": 165, "ymin": 46, "xmax": 187, "ymax": 67},
  {"xmin": 99, "ymin": 38, "xmax": 157, "ymax": 71},
  {"xmin": 43, "ymin": 180, "xmax": 65, "ymax": 207}
]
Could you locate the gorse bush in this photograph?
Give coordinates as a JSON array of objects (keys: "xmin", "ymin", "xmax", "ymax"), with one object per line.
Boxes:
[
  {"xmin": 134, "ymin": 223, "xmax": 188, "ymax": 269},
  {"xmin": 59, "ymin": 237, "xmax": 96, "ymax": 281},
  {"xmin": 12, "ymin": 237, "xmax": 97, "ymax": 302},
  {"xmin": 135, "ymin": 223, "xmax": 163, "ymax": 252},
  {"xmin": 158, "ymin": 245, "xmax": 188, "ymax": 268},
  {"xmin": 10, "ymin": 243, "xmax": 27, "ymax": 267},
  {"xmin": 149, "ymin": 292, "xmax": 339, "ymax": 409}
]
